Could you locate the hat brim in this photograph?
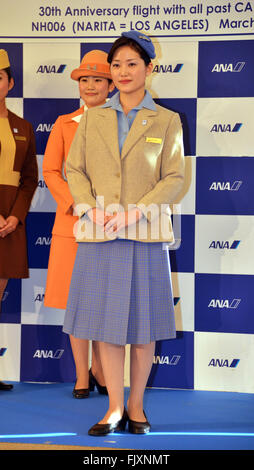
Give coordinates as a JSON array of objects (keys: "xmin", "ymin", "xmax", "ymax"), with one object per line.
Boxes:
[
  {"xmin": 71, "ymin": 68, "xmax": 111, "ymax": 81},
  {"xmin": 0, "ymin": 50, "xmax": 10, "ymax": 69}
]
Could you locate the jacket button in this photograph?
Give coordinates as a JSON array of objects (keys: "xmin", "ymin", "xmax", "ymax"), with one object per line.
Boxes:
[{"xmin": 116, "ymin": 172, "xmax": 120, "ymax": 178}]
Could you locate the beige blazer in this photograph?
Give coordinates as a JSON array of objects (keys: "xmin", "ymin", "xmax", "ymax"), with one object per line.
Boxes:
[{"xmin": 66, "ymin": 102, "xmax": 185, "ymax": 243}]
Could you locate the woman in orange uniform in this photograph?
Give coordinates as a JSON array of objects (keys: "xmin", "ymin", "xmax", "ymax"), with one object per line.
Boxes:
[
  {"xmin": 0, "ymin": 49, "xmax": 38, "ymax": 390},
  {"xmin": 43, "ymin": 50, "xmax": 114, "ymax": 398}
]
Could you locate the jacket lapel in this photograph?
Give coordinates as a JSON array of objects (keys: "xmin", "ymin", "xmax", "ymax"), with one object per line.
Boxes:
[
  {"xmin": 65, "ymin": 106, "xmax": 85, "ymax": 123},
  {"xmin": 91, "ymin": 106, "xmax": 158, "ymax": 163},
  {"xmin": 121, "ymin": 108, "xmax": 157, "ymax": 160},
  {"xmin": 94, "ymin": 108, "xmax": 120, "ymax": 164}
]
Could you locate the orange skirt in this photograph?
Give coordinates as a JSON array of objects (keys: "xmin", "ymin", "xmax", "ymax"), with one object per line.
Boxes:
[{"xmin": 44, "ymin": 235, "xmax": 78, "ymax": 309}]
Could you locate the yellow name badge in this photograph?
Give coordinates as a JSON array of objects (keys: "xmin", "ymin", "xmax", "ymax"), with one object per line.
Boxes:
[
  {"xmin": 146, "ymin": 137, "xmax": 162, "ymax": 144},
  {"xmin": 14, "ymin": 135, "xmax": 27, "ymax": 141}
]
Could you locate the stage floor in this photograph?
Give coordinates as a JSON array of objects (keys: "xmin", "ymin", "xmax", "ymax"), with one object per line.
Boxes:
[{"xmin": 0, "ymin": 382, "xmax": 254, "ymax": 451}]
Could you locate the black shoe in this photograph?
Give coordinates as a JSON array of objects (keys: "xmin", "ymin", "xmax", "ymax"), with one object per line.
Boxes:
[
  {"xmin": 0, "ymin": 381, "xmax": 13, "ymax": 391},
  {"xmin": 89, "ymin": 369, "xmax": 108, "ymax": 395},
  {"xmin": 72, "ymin": 380, "xmax": 89, "ymax": 399},
  {"xmin": 128, "ymin": 410, "xmax": 151, "ymax": 434},
  {"xmin": 88, "ymin": 408, "xmax": 128, "ymax": 436}
]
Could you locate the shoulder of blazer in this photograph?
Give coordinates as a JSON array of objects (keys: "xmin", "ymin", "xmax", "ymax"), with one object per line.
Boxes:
[
  {"xmin": 88, "ymin": 104, "xmax": 175, "ymax": 122},
  {"xmin": 7, "ymin": 109, "xmax": 33, "ymax": 135},
  {"xmin": 154, "ymin": 102, "xmax": 180, "ymax": 120},
  {"xmin": 83, "ymin": 103, "xmax": 179, "ymax": 128},
  {"xmin": 83, "ymin": 106, "xmax": 117, "ymax": 130},
  {"xmin": 58, "ymin": 106, "xmax": 85, "ymax": 126},
  {"xmin": 85, "ymin": 106, "xmax": 115, "ymax": 118}
]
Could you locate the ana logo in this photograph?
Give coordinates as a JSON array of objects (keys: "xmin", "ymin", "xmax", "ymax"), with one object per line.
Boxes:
[
  {"xmin": 208, "ymin": 358, "xmax": 240, "ymax": 368},
  {"xmin": 33, "ymin": 349, "xmax": 65, "ymax": 359},
  {"xmin": 36, "ymin": 64, "xmax": 67, "ymax": 73},
  {"xmin": 36, "ymin": 123, "xmax": 54, "ymax": 132},
  {"xmin": 211, "ymin": 61, "xmax": 245, "ymax": 73},
  {"xmin": 208, "ymin": 298, "xmax": 241, "ymax": 309},
  {"xmin": 153, "ymin": 63, "xmax": 183, "ymax": 73},
  {"xmin": 0, "ymin": 348, "xmax": 7, "ymax": 357},
  {"xmin": 35, "ymin": 236, "xmax": 52, "ymax": 246},
  {"xmin": 34, "ymin": 293, "xmax": 44, "ymax": 302},
  {"xmin": 210, "ymin": 122, "xmax": 243, "ymax": 133},
  {"xmin": 38, "ymin": 180, "xmax": 48, "ymax": 188},
  {"xmin": 209, "ymin": 180, "xmax": 242, "ymax": 191},
  {"xmin": 33, "ymin": 286, "xmax": 45, "ymax": 314},
  {"xmin": 153, "ymin": 355, "xmax": 181, "ymax": 365},
  {"xmin": 209, "ymin": 240, "xmax": 241, "ymax": 249}
]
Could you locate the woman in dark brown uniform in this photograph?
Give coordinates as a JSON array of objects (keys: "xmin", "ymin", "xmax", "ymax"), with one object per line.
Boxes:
[{"xmin": 0, "ymin": 49, "xmax": 38, "ymax": 390}]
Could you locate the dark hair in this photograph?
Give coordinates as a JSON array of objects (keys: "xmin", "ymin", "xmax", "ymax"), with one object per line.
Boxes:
[
  {"xmin": 2, "ymin": 67, "xmax": 12, "ymax": 83},
  {"xmin": 107, "ymin": 37, "xmax": 151, "ymax": 66}
]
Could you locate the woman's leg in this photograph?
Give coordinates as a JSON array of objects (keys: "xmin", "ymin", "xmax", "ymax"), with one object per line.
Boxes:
[
  {"xmin": 98, "ymin": 341, "xmax": 125, "ymax": 423},
  {"xmin": 0, "ymin": 279, "xmax": 8, "ymax": 312},
  {"xmin": 127, "ymin": 341, "xmax": 155, "ymax": 421},
  {"xmin": 69, "ymin": 335, "xmax": 89, "ymax": 389},
  {"xmin": 70, "ymin": 337, "xmax": 106, "ymax": 389},
  {"xmin": 91, "ymin": 341, "xmax": 106, "ymax": 386}
]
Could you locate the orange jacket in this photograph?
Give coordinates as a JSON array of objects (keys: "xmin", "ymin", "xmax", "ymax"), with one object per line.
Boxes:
[{"xmin": 42, "ymin": 106, "xmax": 85, "ymax": 238}]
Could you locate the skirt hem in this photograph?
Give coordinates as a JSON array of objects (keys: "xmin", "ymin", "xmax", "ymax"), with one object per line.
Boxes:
[{"xmin": 63, "ymin": 327, "xmax": 176, "ymax": 346}]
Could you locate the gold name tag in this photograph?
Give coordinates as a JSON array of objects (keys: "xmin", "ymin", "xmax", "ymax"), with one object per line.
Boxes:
[
  {"xmin": 14, "ymin": 135, "xmax": 26, "ymax": 141},
  {"xmin": 146, "ymin": 137, "xmax": 162, "ymax": 144}
]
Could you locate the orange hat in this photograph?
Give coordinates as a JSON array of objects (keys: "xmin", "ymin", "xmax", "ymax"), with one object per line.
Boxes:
[
  {"xmin": 71, "ymin": 50, "xmax": 111, "ymax": 81},
  {"xmin": 0, "ymin": 49, "xmax": 10, "ymax": 69}
]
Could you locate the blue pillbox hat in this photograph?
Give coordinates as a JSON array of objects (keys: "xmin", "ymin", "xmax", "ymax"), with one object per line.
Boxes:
[{"xmin": 121, "ymin": 31, "xmax": 156, "ymax": 59}]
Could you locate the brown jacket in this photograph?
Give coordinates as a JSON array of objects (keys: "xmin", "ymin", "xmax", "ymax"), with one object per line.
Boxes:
[
  {"xmin": 0, "ymin": 110, "xmax": 38, "ymax": 278},
  {"xmin": 0, "ymin": 110, "xmax": 38, "ymax": 224}
]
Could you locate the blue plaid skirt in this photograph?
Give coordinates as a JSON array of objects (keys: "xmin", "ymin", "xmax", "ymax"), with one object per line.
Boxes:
[{"xmin": 63, "ymin": 239, "xmax": 175, "ymax": 345}]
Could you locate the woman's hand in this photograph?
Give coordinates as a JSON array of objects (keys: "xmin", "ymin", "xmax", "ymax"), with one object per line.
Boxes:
[
  {"xmin": 86, "ymin": 208, "xmax": 113, "ymax": 227},
  {"xmin": 0, "ymin": 215, "xmax": 7, "ymax": 230},
  {"xmin": 0, "ymin": 215, "xmax": 19, "ymax": 238},
  {"xmin": 104, "ymin": 208, "xmax": 143, "ymax": 234}
]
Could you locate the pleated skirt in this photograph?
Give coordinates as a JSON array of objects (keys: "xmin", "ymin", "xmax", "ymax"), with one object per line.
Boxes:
[{"xmin": 63, "ymin": 239, "xmax": 176, "ymax": 346}]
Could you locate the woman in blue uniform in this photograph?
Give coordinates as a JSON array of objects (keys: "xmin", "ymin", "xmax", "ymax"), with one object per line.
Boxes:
[{"xmin": 64, "ymin": 31, "xmax": 185, "ymax": 435}]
